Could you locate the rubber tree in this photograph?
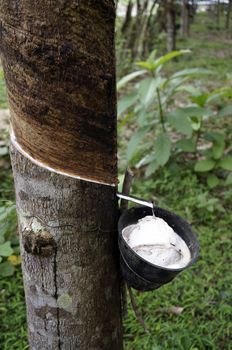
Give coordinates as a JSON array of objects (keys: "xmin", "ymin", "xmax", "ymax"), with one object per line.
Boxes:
[
  {"xmin": 181, "ymin": 0, "xmax": 190, "ymax": 38},
  {"xmin": 0, "ymin": 1, "xmax": 123, "ymax": 349},
  {"xmin": 226, "ymin": 0, "xmax": 232, "ymax": 29},
  {"xmin": 166, "ymin": 0, "xmax": 176, "ymax": 52}
]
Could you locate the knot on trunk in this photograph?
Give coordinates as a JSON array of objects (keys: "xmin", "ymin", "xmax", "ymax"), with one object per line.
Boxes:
[{"xmin": 22, "ymin": 229, "xmax": 56, "ymax": 257}]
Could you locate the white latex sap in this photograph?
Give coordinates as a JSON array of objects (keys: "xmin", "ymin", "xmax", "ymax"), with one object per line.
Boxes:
[{"xmin": 122, "ymin": 216, "xmax": 191, "ymax": 269}]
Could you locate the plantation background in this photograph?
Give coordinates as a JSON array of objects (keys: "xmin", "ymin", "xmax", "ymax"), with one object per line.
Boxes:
[{"xmin": 0, "ymin": 1, "xmax": 232, "ymax": 349}]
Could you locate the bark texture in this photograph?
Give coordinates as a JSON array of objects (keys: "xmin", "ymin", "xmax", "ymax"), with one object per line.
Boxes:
[
  {"xmin": 11, "ymin": 145, "xmax": 123, "ymax": 350},
  {"xmin": 0, "ymin": 0, "xmax": 117, "ymax": 185}
]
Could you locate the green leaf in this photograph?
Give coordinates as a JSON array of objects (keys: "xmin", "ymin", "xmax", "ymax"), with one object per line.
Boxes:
[
  {"xmin": 138, "ymin": 77, "xmax": 164, "ymax": 106},
  {"xmin": 194, "ymin": 159, "xmax": 216, "ymax": 172},
  {"xmin": 154, "ymin": 50, "xmax": 190, "ymax": 71},
  {"xmin": 190, "ymin": 116, "xmax": 202, "ymax": 131},
  {"xmin": 212, "ymin": 140, "xmax": 225, "ymax": 160},
  {"xmin": 171, "ymin": 68, "xmax": 214, "ymax": 79},
  {"xmin": 218, "ymin": 104, "xmax": 232, "ymax": 117},
  {"xmin": 218, "ymin": 156, "xmax": 232, "ymax": 171},
  {"xmin": 118, "ymin": 93, "xmax": 138, "ymax": 116},
  {"xmin": 0, "ymin": 256, "xmax": 2, "ymax": 263},
  {"xmin": 154, "ymin": 133, "xmax": 172, "ymax": 166},
  {"xmin": 127, "ymin": 129, "xmax": 148, "ymax": 161},
  {"xmin": 176, "ymin": 138, "xmax": 196, "ymax": 152},
  {"xmin": 0, "ymin": 241, "xmax": 14, "ymax": 257},
  {"xmin": 191, "ymin": 94, "xmax": 209, "ymax": 107},
  {"xmin": 0, "ymin": 261, "xmax": 15, "ymax": 277},
  {"xmin": 175, "ymin": 85, "xmax": 201, "ymax": 96},
  {"xmin": 117, "ymin": 70, "xmax": 146, "ymax": 91},
  {"xmin": 136, "ymin": 153, "xmax": 156, "ymax": 168},
  {"xmin": 136, "ymin": 61, "xmax": 156, "ymax": 71},
  {"xmin": 167, "ymin": 111, "xmax": 193, "ymax": 137},
  {"xmin": 147, "ymin": 49, "xmax": 157, "ymax": 63},
  {"xmin": 207, "ymin": 174, "xmax": 220, "ymax": 188},
  {"xmin": 145, "ymin": 160, "xmax": 159, "ymax": 177},
  {"xmin": 225, "ymin": 173, "xmax": 232, "ymax": 186}
]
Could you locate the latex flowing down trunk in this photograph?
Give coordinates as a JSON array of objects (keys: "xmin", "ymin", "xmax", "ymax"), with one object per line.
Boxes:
[{"xmin": 0, "ymin": 1, "xmax": 123, "ymax": 349}]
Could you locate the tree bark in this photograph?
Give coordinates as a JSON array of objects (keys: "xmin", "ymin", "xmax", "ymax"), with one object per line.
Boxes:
[
  {"xmin": 181, "ymin": 0, "xmax": 190, "ymax": 38},
  {"xmin": 0, "ymin": 0, "xmax": 117, "ymax": 186},
  {"xmin": 121, "ymin": 0, "xmax": 134, "ymax": 34},
  {"xmin": 0, "ymin": 1, "xmax": 123, "ymax": 349},
  {"xmin": 166, "ymin": 0, "xmax": 176, "ymax": 52}
]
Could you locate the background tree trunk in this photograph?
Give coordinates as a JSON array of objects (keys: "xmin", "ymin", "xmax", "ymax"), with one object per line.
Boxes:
[
  {"xmin": 0, "ymin": 1, "xmax": 123, "ymax": 349},
  {"xmin": 121, "ymin": 0, "xmax": 134, "ymax": 34},
  {"xmin": 226, "ymin": 0, "xmax": 232, "ymax": 29},
  {"xmin": 181, "ymin": 0, "xmax": 190, "ymax": 38},
  {"xmin": 166, "ymin": 0, "xmax": 176, "ymax": 52}
]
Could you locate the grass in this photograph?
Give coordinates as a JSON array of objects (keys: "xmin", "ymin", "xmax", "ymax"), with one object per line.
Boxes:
[{"xmin": 1, "ymin": 11, "xmax": 232, "ymax": 350}]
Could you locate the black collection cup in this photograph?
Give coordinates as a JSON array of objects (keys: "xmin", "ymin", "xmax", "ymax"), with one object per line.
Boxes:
[{"xmin": 118, "ymin": 206, "xmax": 199, "ymax": 291}]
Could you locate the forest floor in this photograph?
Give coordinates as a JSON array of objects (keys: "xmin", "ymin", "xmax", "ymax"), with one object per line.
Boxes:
[{"xmin": 0, "ymin": 13, "xmax": 232, "ymax": 350}]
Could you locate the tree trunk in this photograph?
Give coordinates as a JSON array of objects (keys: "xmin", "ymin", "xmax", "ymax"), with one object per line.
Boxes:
[
  {"xmin": 142, "ymin": 0, "xmax": 158, "ymax": 57},
  {"xmin": 216, "ymin": 0, "xmax": 220, "ymax": 29},
  {"xmin": 226, "ymin": 0, "xmax": 232, "ymax": 29},
  {"xmin": 0, "ymin": 1, "xmax": 123, "ymax": 349},
  {"xmin": 181, "ymin": 0, "xmax": 190, "ymax": 38},
  {"xmin": 121, "ymin": 0, "xmax": 134, "ymax": 34},
  {"xmin": 128, "ymin": 0, "xmax": 149, "ymax": 59},
  {"xmin": 166, "ymin": 0, "xmax": 176, "ymax": 52}
]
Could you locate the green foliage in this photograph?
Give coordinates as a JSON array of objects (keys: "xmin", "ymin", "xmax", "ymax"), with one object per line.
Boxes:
[
  {"xmin": 0, "ymin": 204, "xmax": 19, "ymax": 277},
  {"xmin": 118, "ymin": 50, "xmax": 232, "ymax": 187}
]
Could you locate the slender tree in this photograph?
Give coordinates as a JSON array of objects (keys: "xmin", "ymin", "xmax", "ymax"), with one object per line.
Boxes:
[
  {"xmin": 121, "ymin": 0, "xmax": 134, "ymax": 34},
  {"xmin": 166, "ymin": 0, "xmax": 177, "ymax": 52},
  {"xmin": 0, "ymin": 1, "xmax": 123, "ymax": 349},
  {"xmin": 226, "ymin": 0, "xmax": 232, "ymax": 29},
  {"xmin": 181, "ymin": 0, "xmax": 190, "ymax": 38}
]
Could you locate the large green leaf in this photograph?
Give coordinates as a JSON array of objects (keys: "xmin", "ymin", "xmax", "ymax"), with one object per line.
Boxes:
[
  {"xmin": 136, "ymin": 61, "xmax": 156, "ymax": 71},
  {"xmin": 194, "ymin": 159, "xmax": 216, "ymax": 172},
  {"xmin": 0, "ymin": 241, "xmax": 14, "ymax": 257},
  {"xmin": 0, "ymin": 261, "xmax": 15, "ymax": 277},
  {"xmin": 175, "ymin": 84, "xmax": 201, "ymax": 96},
  {"xmin": 136, "ymin": 50, "xmax": 190, "ymax": 72},
  {"xmin": 117, "ymin": 70, "xmax": 146, "ymax": 91},
  {"xmin": 154, "ymin": 133, "xmax": 172, "ymax": 166},
  {"xmin": 167, "ymin": 111, "xmax": 193, "ymax": 137},
  {"xmin": 176, "ymin": 138, "xmax": 196, "ymax": 152},
  {"xmin": 171, "ymin": 68, "xmax": 214, "ymax": 79},
  {"xmin": 145, "ymin": 160, "xmax": 159, "ymax": 177},
  {"xmin": 127, "ymin": 129, "xmax": 148, "ymax": 161},
  {"xmin": 154, "ymin": 50, "xmax": 190, "ymax": 71},
  {"xmin": 212, "ymin": 140, "xmax": 225, "ymax": 160},
  {"xmin": 218, "ymin": 156, "xmax": 232, "ymax": 171},
  {"xmin": 118, "ymin": 93, "xmax": 138, "ymax": 116}
]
